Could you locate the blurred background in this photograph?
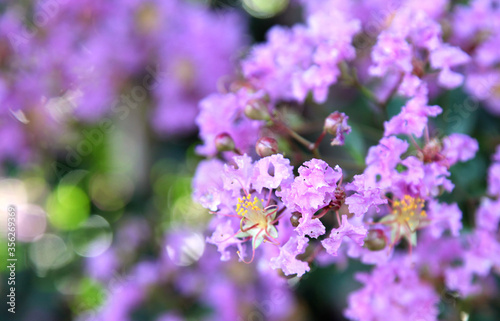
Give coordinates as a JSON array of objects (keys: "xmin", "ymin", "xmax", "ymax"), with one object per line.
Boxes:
[{"xmin": 0, "ymin": 0, "xmax": 499, "ymax": 320}]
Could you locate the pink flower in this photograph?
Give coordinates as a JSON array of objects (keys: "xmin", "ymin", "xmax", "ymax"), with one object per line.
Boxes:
[
  {"xmin": 345, "ymin": 174, "xmax": 387, "ymax": 217},
  {"xmin": 277, "ymin": 159, "xmax": 342, "ymax": 237},
  {"xmin": 207, "ymin": 219, "xmax": 245, "ymax": 261},
  {"xmin": 322, "ymin": 215, "xmax": 367, "ymax": 256},
  {"xmin": 430, "ymin": 44, "xmax": 470, "ymax": 89},
  {"xmin": 270, "ymin": 235, "xmax": 310, "ymax": 277},
  {"xmin": 426, "ymin": 201, "xmax": 463, "ymax": 238},
  {"xmin": 251, "ymin": 154, "xmax": 294, "ymax": 194},
  {"xmin": 384, "ymin": 94, "xmax": 442, "ymax": 138},
  {"xmin": 442, "ymin": 133, "xmax": 479, "ymax": 166},
  {"xmin": 345, "ymin": 258, "xmax": 439, "ymax": 321}
]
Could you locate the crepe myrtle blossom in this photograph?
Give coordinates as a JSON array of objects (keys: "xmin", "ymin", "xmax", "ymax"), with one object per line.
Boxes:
[
  {"xmin": 487, "ymin": 145, "xmax": 500, "ymax": 197},
  {"xmin": 442, "ymin": 146, "xmax": 500, "ymax": 297},
  {"xmin": 345, "ymin": 257, "xmax": 440, "ymax": 321},
  {"xmin": 322, "ymin": 215, "xmax": 367, "ymax": 256},
  {"xmin": 85, "ymin": 227, "xmax": 297, "ymax": 321},
  {"xmin": 195, "ymin": 126, "xmax": 477, "ymax": 269},
  {"xmin": 184, "ymin": 1, "xmax": 500, "ymax": 319},
  {"xmin": 323, "ymin": 111, "xmax": 351, "ymax": 146},
  {"xmin": 195, "ymin": 88, "xmax": 266, "ymax": 157},
  {"xmin": 270, "ymin": 235, "xmax": 310, "ymax": 277},
  {"xmin": 347, "ymin": 190, "xmax": 432, "ymax": 255},
  {"xmin": 429, "ymin": 44, "xmax": 471, "ymax": 89},
  {"xmin": 383, "ymin": 91, "xmax": 442, "ymax": 138},
  {"xmin": 0, "ymin": 0, "xmax": 246, "ymax": 166},
  {"xmin": 452, "ymin": 1, "xmax": 500, "ymax": 115},
  {"xmin": 363, "ymin": 120, "xmax": 478, "ymax": 197},
  {"xmin": 344, "ymin": 131, "xmax": 476, "ymax": 255},
  {"xmin": 348, "ymin": 186, "xmax": 462, "ymax": 256},
  {"xmin": 277, "ymin": 158, "xmax": 344, "ymax": 239},
  {"xmin": 241, "ymin": 8, "xmax": 360, "ymax": 104},
  {"xmin": 194, "ymin": 153, "xmax": 294, "ymax": 263},
  {"xmin": 369, "ymin": 6, "xmax": 470, "ymax": 95},
  {"xmin": 195, "ymin": 154, "xmax": 356, "ymax": 275}
]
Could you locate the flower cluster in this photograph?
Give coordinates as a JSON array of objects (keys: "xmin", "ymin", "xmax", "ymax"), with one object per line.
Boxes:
[
  {"xmin": 192, "ymin": 0, "xmax": 500, "ymax": 320},
  {"xmin": 2, "ymin": 0, "xmax": 498, "ymax": 319},
  {"xmin": 80, "ymin": 224, "xmax": 297, "ymax": 321},
  {"xmin": 0, "ymin": 0, "xmax": 244, "ymax": 165}
]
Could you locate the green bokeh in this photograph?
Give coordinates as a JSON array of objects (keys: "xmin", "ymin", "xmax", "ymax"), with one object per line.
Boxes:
[{"xmin": 46, "ymin": 185, "xmax": 90, "ymax": 231}]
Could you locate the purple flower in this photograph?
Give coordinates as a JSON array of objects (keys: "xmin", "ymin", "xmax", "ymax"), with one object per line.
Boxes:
[
  {"xmin": 206, "ymin": 219, "xmax": 244, "ymax": 262},
  {"xmin": 251, "ymin": 154, "xmax": 294, "ymax": 194},
  {"xmin": 426, "ymin": 201, "xmax": 463, "ymax": 238},
  {"xmin": 444, "ymin": 267, "xmax": 480, "ymax": 297},
  {"xmin": 370, "ymin": 31, "xmax": 413, "ymax": 76},
  {"xmin": 151, "ymin": 7, "xmax": 245, "ymax": 136},
  {"xmin": 394, "ymin": 160, "xmax": 453, "ymax": 198},
  {"xmin": 241, "ymin": 8, "xmax": 359, "ymax": 104},
  {"xmin": 441, "ymin": 133, "xmax": 479, "ymax": 166},
  {"xmin": 464, "ymin": 71, "xmax": 500, "ymax": 116},
  {"xmin": 345, "ymin": 258, "xmax": 439, "ymax": 321},
  {"xmin": 85, "ymin": 248, "xmax": 118, "ymax": 282},
  {"xmin": 413, "ymin": 233, "xmax": 464, "ymax": 277},
  {"xmin": 345, "ymin": 174, "xmax": 388, "ymax": 217},
  {"xmin": 445, "ymin": 230, "xmax": 500, "ymax": 296},
  {"xmin": 277, "ymin": 159, "xmax": 342, "ymax": 237},
  {"xmin": 94, "ymin": 279, "xmax": 146, "ymax": 321},
  {"xmin": 365, "ymin": 136, "xmax": 409, "ymax": 188},
  {"xmin": 397, "ymin": 156, "xmax": 426, "ymax": 189},
  {"xmin": 270, "ymin": 235, "xmax": 310, "ymax": 277},
  {"xmin": 405, "ymin": 10, "xmax": 442, "ymax": 51},
  {"xmin": 192, "ymin": 158, "xmax": 228, "ymax": 212},
  {"xmin": 242, "ymin": 25, "xmax": 313, "ymax": 102},
  {"xmin": 346, "ymin": 235, "xmax": 393, "ymax": 266},
  {"xmin": 476, "ymin": 197, "xmax": 500, "ymax": 233},
  {"xmin": 487, "ymin": 163, "xmax": 500, "ymax": 197},
  {"xmin": 202, "ymin": 278, "xmax": 239, "ymax": 321},
  {"xmin": 278, "ymin": 159, "xmax": 342, "ymax": 213},
  {"xmin": 222, "ymin": 154, "xmax": 254, "ymax": 198},
  {"xmin": 398, "ymin": 74, "xmax": 424, "ymax": 97},
  {"xmin": 0, "ymin": 119, "xmax": 31, "ymax": 164},
  {"xmin": 193, "ymin": 153, "xmax": 295, "ymax": 263},
  {"xmin": 295, "ymin": 217, "xmax": 326, "ymax": 238},
  {"xmin": 430, "ymin": 44, "xmax": 470, "ymax": 89},
  {"xmin": 196, "ymin": 90, "xmax": 263, "ymax": 157},
  {"xmin": 323, "ymin": 111, "xmax": 351, "ymax": 146},
  {"xmin": 322, "ymin": 215, "xmax": 367, "ymax": 256},
  {"xmin": 493, "ymin": 145, "xmax": 500, "ymax": 162},
  {"xmin": 475, "ymin": 34, "xmax": 500, "ymax": 68},
  {"xmin": 384, "ymin": 94, "xmax": 442, "ymax": 138},
  {"xmin": 464, "ymin": 230, "xmax": 500, "ymax": 277}
]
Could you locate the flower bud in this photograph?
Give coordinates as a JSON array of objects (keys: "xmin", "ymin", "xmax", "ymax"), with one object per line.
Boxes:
[
  {"xmin": 215, "ymin": 133, "xmax": 235, "ymax": 152},
  {"xmin": 420, "ymin": 138, "xmax": 442, "ymax": 163},
  {"xmin": 290, "ymin": 212, "xmax": 302, "ymax": 227},
  {"xmin": 244, "ymin": 100, "xmax": 270, "ymax": 120},
  {"xmin": 330, "ymin": 186, "xmax": 346, "ymax": 210},
  {"xmin": 364, "ymin": 229, "xmax": 386, "ymax": 251},
  {"xmin": 255, "ymin": 137, "xmax": 279, "ymax": 157},
  {"xmin": 323, "ymin": 111, "xmax": 351, "ymax": 146},
  {"xmin": 324, "ymin": 112, "xmax": 343, "ymax": 134}
]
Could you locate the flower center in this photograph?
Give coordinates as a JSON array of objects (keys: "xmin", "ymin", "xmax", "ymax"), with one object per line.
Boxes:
[
  {"xmin": 392, "ymin": 195, "xmax": 426, "ymax": 231},
  {"xmin": 234, "ymin": 194, "xmax": 280, "ymax": 263},
  {"xmin": 236, "ymin": 194, "xmax": 269, "ymax": 228}
]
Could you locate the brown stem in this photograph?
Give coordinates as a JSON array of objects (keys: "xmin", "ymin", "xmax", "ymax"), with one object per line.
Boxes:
[{"xmin": 272, "ymin": 117, "xmax": 321, "ymax": 158}]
